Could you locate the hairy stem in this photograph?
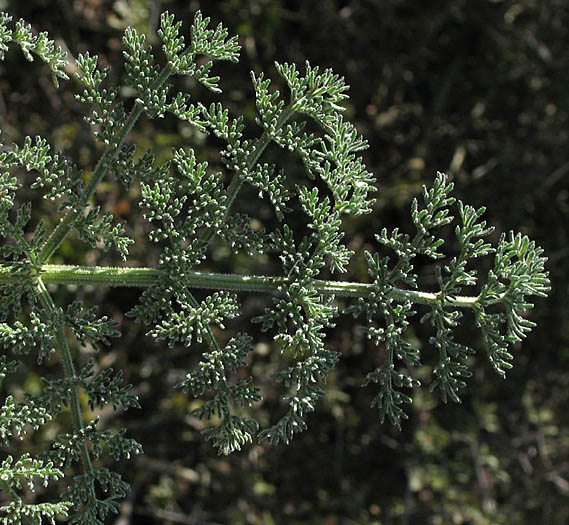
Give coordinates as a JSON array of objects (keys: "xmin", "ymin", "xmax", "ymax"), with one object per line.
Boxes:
[
  {"xmin": 0, "ymin": 264, "xmax": 487, "ymax": 309},
  {"xmin": 34, "ymin": 277, "xmax": 96, "ymax": 503},
  {"xmin": 202, "ymin": 102, "xmax": 298, "ymax": 245},
  {"xmin": 38, "ymin": 67, "xmax": 174, "ymax": 265}
]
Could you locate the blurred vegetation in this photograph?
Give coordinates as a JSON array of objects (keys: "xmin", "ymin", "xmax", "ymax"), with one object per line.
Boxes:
[{"xmin": 1, "ymin": 0, "xmax": 568, "ymax": 523}]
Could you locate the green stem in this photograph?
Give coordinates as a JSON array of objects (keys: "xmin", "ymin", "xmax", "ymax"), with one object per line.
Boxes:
[
  {"xmin": 0, "ymin": 480, "xmax": 21, "ymax": 504},
  {"xmin": 34, "ymin": 277, "xmax": 96, "ymax": 504},
  {"xmin": 201, "ymin": 102, "xmax": 298, "ymax": 245},
  {"xmin": 37, "ymin": 65, "xmax": 175, "ymax": 265},
  {"xmin": 0, "ymin": 264, "xmax": 485, "ymax": 309}
]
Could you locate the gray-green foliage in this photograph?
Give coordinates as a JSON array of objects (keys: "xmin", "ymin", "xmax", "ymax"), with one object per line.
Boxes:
[{"xmin": 0, "ymin": 10, "xmax": 549, "ymax": 523}]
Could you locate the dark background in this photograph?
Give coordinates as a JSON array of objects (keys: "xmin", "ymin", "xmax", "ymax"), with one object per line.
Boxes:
[{"xmin": 1, "ymin": 0, "xmax": 568, "ymax": 523}]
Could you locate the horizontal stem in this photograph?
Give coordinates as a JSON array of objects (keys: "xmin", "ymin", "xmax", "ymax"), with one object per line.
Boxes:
[{"xmin": 0, "ymin": 264, "xmax": 482, "ymax": 308}]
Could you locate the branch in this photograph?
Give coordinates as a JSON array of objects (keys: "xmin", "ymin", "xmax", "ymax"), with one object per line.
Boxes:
[{"xmin": 0, "ymin": 264, "xmax": 485, "ymax": 308}]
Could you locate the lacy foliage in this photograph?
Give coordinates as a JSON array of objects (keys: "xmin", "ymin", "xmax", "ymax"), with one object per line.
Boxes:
[{"xmin": 0, "ymin": 10, "xmax": 549, "ymax": 523}]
